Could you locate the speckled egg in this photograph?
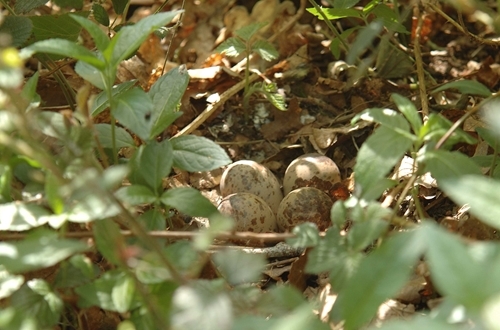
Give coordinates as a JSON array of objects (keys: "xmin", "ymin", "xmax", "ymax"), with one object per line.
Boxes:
[
  {"xmin": 283, "ymin": 153, "xmax": 341, "ymax": 196},
  {"xmin": 220, "ymin": 160, "xmax": 283, "ymax": 214},
  {"xmin": 277, "ymin": 187, "xmax": 333, "ymax": 232},
  {"xmin": 217, "ymin": 193, "xmax": 278, "ymax": 232}
]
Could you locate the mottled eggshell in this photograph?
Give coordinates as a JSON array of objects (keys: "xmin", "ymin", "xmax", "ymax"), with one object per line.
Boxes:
[
  {"xmin": 218, "ymin": 193, "xmax": 278, "ymax": 232},
  {"xmin": 220, "ymin": 160, "xmax": 283, "ymax": 214},
  {"xmin": 283, "ymin": 153, "xmax": 341, "ymax": 196},
  {"xmin": 277, "ymin": 187, "xmax": 333, "ymax": 232}
]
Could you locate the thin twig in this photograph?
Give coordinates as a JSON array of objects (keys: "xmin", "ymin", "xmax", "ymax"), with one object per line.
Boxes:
[{"xmin": 413, "ymin": 5, "xmax": 429, "ymax": 117}]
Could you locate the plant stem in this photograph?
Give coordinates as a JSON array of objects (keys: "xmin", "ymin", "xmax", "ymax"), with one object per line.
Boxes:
[{"xmin": 308, "ymin": 0, "xmax": 349, "ymax": 52}]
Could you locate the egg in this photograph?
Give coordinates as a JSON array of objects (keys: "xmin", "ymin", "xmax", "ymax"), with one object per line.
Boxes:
[
  {"xmin": 277, "ymin": 187, "xmax": 333, "ymax": 232},
  {"xmin": 283, "ymin": 153, "xmax": 341, "ymax": 196},
  {"xmin": 220, "ymin": 160, "xmax": 283, "ymax": 214},
  {"xmin": 217, "ymin": 193, "xmax": 278, "ymax": 232}
]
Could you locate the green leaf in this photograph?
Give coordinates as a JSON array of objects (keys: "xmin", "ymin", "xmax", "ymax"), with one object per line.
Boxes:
[
  {"xmin": 112, "ymin": 0, "xmax": 128, "ymax": 15},
  {"xmin": 354, "ymin": 125, "xmax": 413, "ymax": 200},
  {"xmin": 432, "ymin": 79, "xmax": 492, "ymax": 97},
  {"xmin": 306, "ymin": 229, "xmax": 344, "ymax": 274},
  {"xmin": 306, "ymin": 8, "xmax": 362, "ymax": 20},
  {"xmin": 129, "ymin": 140, "xmax": 173, "ymax": 193},
  {"xmin": 372, "ymin": 316, "xmax": 459, "ymax": 330},
  {"xmin": 0, "ymin": 202, "xmax": 50, "ymax": 231},
  {"xmin": 29, "ymin": 12, "xmax": 87, "ymax": 42},
  {"xmin": 70, "ymin": 14, "xmax": 109, "ymax": 51},
  {"xmin": 215, "ymin": 37, "xmax": 247, "ymax": 57},
  {"xmin": 94, "ymin": 123, "xmax": 135, "ymax": 148},
  {"xmin": 15, "ymin": 0, "xmax": 48, "ymax": 14},
  {"xmin": 21, "ymin": 71, "xmax": 39, "ymax": 102},
  {"xmin": 330, "ymin": 27, "xmax": 357, "ymax": 59},
  {"xmin": 271, "ymin": 304, "xmax": 331, "ymax": 330},
  {"xmin": 371, "ymin": 4, "xmax": 408, "ymax": 34},
  {"xmin": 347, "ymin": 218, "xmax": 387, "ymax": 251},
  {"xmin": 112, "ymin": 87, "xmax": 154, "ymax": 141},
  {"xmin": 92, "ymin": 3, "xmax": 110, "ymax": 27},
  {"xmin": 93, "ymin": 219, "xmax": 126, "ymax": 266},
  {"xmin": 252, "ymin": 40, "xmax": 279, "ymax": 61},
  {"xmin": 420, "ymin": 150, "xmax": 482, "ymax": 181},
  {"xmin": 286, "ymin": 223, "xmax": 320, "ymax": 248},
  {"xmin": 22, "ymin": 39, "xmax": 105, "ymax": 70},
  {"xmin": 438, "ymin": 175, "xmax": 500, "ymax": 231},
  {"xmin": 148, "ymin": 66, "xmax": 189, "ymax": 138},
  {"xmin": 420, "ymin": 112, "xmax": 477, "ymax": 147},
  {"xmin": 138, "ymin": 209, "xmax": 166, "ymax": 231},
  {"xmin": 91, "ymin": 80, "xmax": 136, "ymax": 115},
  {"xmin": 54, "ymin": 0, "xmax": 83, "ymax": 9},
  {"xmin": 116, "ymin": 184, "xmax": 158, "ymax": 205},
  {"xmin": 375, "ymin": 37, "xmax": 413, "ymax": 79},
  {"xmin": 235, "ymin": 22, "xmax": 268, "ymax": 41},
  {"xmin": 161, "ymin": 187, "xmax": 218, "ymax": 217},
  {"xmin": 0, "ymin": 268, "xmax": 24, "ymax": 299},
  {"xmin": 331, "ymin": 230, "xmax": 425, "ymax": 329},
  {"xmin": 171, "ymin": 135, "xmax": 231, "ymax": 172},
  {"xmin": 333, "ymin": 0, "xmax": 361, "ymax": 9},
  {"xmin": 347, "ymin": 20, "xmax": 383, "ymax": 65},
  {"xmin": 212, "ymin": 250, "xmax": 266, "ymax": 286},
  {"xmin": 11, "ymin": 279, "xmax": 63, "ymax": 328},
  {"xmin": 193, "ymin": 213, "xmax": 234, "ymax": 251},
  {"xmin": 75, "ymin": 59, "xmax": 105, "ymax": 89},
  {"xmin": 112, "ymin": 275, "xmax": 136, "ymax": 313},
  {"xmin": 109, "ymin": 11, "xmax": 181, "ymax": 66},
  {"xmin": 0, "ymin": 16, "xmax": 33, "ymax": 47},
  {"xmin": 391, "ymin": 93, "xmax": 422, "ymax": 134},
  {"xmin": 476, "ymin": 127, "xmax": 500, "ymax": 150},
  {"xmin": 45, "ymin": 172, "xmax": 64, "ymax": 214},
  {"xmin": 0, "ymin": 229, "xmax": 88, "ymax": 273}
]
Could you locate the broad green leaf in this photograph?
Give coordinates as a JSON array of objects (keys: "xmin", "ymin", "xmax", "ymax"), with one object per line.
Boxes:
[
  {"xmin": 75, "ymin": 59, "xmax": 105, "ymax": 89},
  {"xmin": 0, "ymin": 308, "xmax": 37, "ymax": 329},
  {"xmin": 420, "ymin": 150, "xmax": 482, "ymax": 180},
  {"xmin": 306, "ymin": 8, "xmax": 362, "ymax": 20},
  {"xmin": 11, "ymin": 279, "xmax": 63, "ymax": 328},
  {"xmin": 91, "ymin": 80, "xmax": 136, "ymax": 115},
  {"xmin": 171, "ymin": 135, "xmax": 231, "ymax": 172},
  {"xmin": 161, "ymin": 187, "xmax": 218, "ymax": 217},
  {"xmin": 45, "ymin": 172, "xmax": 64, "ymax": 214},
  {"xmin": 116, "ymin": 184, "xmax": 158, "ymax": 205},
  {"xmin": 235, "ymin": 22, "xmax": 268, "ymax": 41},
  {"xmin": 70, "ymin": 14, "xmax": 109, "ymax": 51},
  {"xmin": 438, "ymin": 175, "xmax": 500, "ymax": 231},
  {"xmin": 138, "ymin": 209, "xmax": 166, "ymax": 231},
  {"xmin": 257, "ymin": 286, "xmax": 305, "ymax": 315},
  {"xmin": 112, "ymin": 87, "xmax": 154, "ymax": 141},
  {"xmin": 354, "ymin": 108, "xmax": 416, "ymax": 141},
  {"xmin": 215, "ymin": 37, "xmax": 247, "ymax": 57},
  {"xmin": 432, "ymin": 79, "xmax": 491, "ymax": 97},
  {"xmin": 306, "ymin": 229, "xmax": 344, "ymax": 274},
  {"xmin": 331, "ymin": 230, "xmax": 425, "ymax": 330},
  {"xmin": 0, "ymin": 268, "xmax": 24, "ymax": 299},
  {"xmin": 271, "ymin": 304, "xmax": 330, "ymax": 330},
  {"xmin": 375, "ymin": 37, "xmax": 413, "ymax": 78},
  {"xmin": 193, "ymin": 213, "xmax": 234, "ymax": 250},
  {"xmin": 212, "ymin": 250, "xmax": 266, "ymax": 286},
  {"xmin": 92, "ymin": 3, "xmax": 110, "ymax": 27},
  {"xmin": 94, "ymin": 123, "xmax": 135, "ymax": 148},
  {"xmin": 22, "ymin": 39, "xmax": 105, "ymax": 70},
  {"xmin": 252, "ymin": 40, "xmax": 279, "ymax": 61},
  {"xmin": 15, "ymin": 0, "xmax": 48, "ymax": 14},
  {"xmin": 328, "ymin": 251, "xmax": 364, "ymax": 292},
  {"xmin": 330, "ymin": 27, "xmax": 357, "ymax": 59},
  {"xmin": 333, "ymin": 0, "xmax": 360, "ymax": 8},
  {"xmin": 0, "ymin": 202, "xmax": 50, "ymax": 231},
  {"xmin": 354, "ymin": 125, "xmax": 413, "ymax": 200},
  {"xmin": 171, "ymin": 280, "xmax": 232, "ymax": 330},
  {"xmin": 286, "ymin": 222, "xmax": 320, "ymax": 248},
  {"xmin": 0, "ymin": 229, "xmax": 88, "ymax": 273},
  {"xmin": 371, "ymin": 4, "xmax": 408, "ymax": 34},
  {"xmin": 476, "ymin": 127, "xmax": 500, "ymax": 150},
  {"xmin": 372, "ymin": 316, "xmax": 459, "ymax": 330},
  {"xmin": 112, "ymin": 275, "xmax": 135, "ymax": 313},
  {"xmin": 21, "ymin": 71, "xmax": 39, "ymax": 102},
  {"xmin": 129, "ymin": 140, "xmax": 173, "ymax": 193},
  {"xmin": 35, "ymin": 111, "xmax": 69, "ymax": 139},
  {"xmin": 110, "ymin": 11, "xmax": 182, "ymax": 66},
  {"xmin": 29, "ymin": 12, "xmax": 87, "ymax": 42},
  {"xmin": 112, "ymin": 0, "xmax": 128, "ymax": 14},
  {"xmin": 420, "ymin": 112, "xmax": 477, "ymax": 147},
  {"xmin": 347, "ymin": 218, "xmax": 388, "ymax": 251},
  {"xmin": 347, "ymin": 20, "xmax": 383, "ymax": 65},
  {"xmin": 93, "ymin": 219, "xmax": 126, "ymax": 266},
  {"xmin": 0, "ymin": 16, "xmax": 33, "ymax": 47},
  {"xmin": 391, "ymin": 93, "xmax": 422, "ymax": 134},
  {"xmin": 148, "ymin": 66, "xmax": 189, "ymax": 138}
]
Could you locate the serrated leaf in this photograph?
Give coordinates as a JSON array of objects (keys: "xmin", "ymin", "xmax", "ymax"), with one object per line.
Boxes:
[
  {"xmin": 116, "ymin": 185, "xmax": 158, "ymax": 205},
  {"xmin": 109, "ymin": 11, "xmax": 181, "ymax": 66},
  {"xmin": 148, "ymin": 66, "xmax": 189, "ymax": 138},
  {"xmin": 286, "ymin": 223, "xmax": 320, "ymax": 248},
  {"xmin": 0, "ymin": 16, "xmax": 33, "ymax": 47},
  {"xmin": 129, "ymin": 140, "xmax": 173, "ymax": 193},
  {"xmin": 391, "ymin": 93, "xmax": 422, "ymax": 134},
  {"xmin": 252, "ymin": 40, "xmax": 278, "ymax": 61},
  {"xmin": 235, "ymin": 22, "xmax": 268, "ymax": 41},
  {"xmin": 91, "ymin": 80, "xmax": 136, "ymax": 115},
  {"xmin": 94, "ymin": 123, "xmax": 135, "ymax": 148},
  {"xmin": 0, "ymin": 202, "xmax": 50, "ymax": 231},
  {"xmin": 70, "ymin": 14, "xmax": 109, "ymax": 51},
  {"xmin": 22, "ymin": 39, "xmax": 105, "ymax": 70},
  {"xmin": 75, "ymin": 59, "xmax": 105, "ymax": 89},
  {"xmin": 215, "ymin": 37, "xmax": 247, "ymax": 57},
  {"xmin": 331, "ymin": 230, "xmax": 425, "ymax": 330},
  {"xmin": 171, "ymin": 135, "xmax": 231, "ymax": 172},
  {"xmin": 212, "ymin": 250, "xmax": 266, "ymax": 286},
  {"xmin": 11, "ymin": 279, "xmax": 63, "ymax": 328},
  {"xmin": 92, "ymin": 3, "xmax": 110, "ymax": 26},
  {"xmin": 263, "ymin": 90, "xmax": 286, "ymax": 110},
  {"xmin": 433, "ymin": 79, "xmax": 492, "ymax": 97},
  {"xmin": 161, "ymin": 187, "xmax": 218, "ymax": 217},
  {"xmin": 0, "ymin": 229, "xmax": 88, "ymax": 273},
  {"xmin": 112, "ymin": 87, "xmax": 154, "ymax": 141},
  {"xmin": 14, "ymin": 0, "xmax": 48, "ymax": 14},
  {"xmin": 112, "ymin": 0, "xmax": 128, "ymax": 14}
]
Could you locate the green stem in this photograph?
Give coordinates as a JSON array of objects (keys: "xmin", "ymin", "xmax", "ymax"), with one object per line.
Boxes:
[{"xmin": 308, "ymin": 0, "xmax": 349, "ymax": 52}]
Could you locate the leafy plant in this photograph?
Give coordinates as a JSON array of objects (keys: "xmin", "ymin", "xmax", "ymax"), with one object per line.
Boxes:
[{"xmin": 216, "ymin": 22, "xmax": 286, "ymax": 110}]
